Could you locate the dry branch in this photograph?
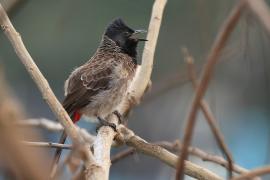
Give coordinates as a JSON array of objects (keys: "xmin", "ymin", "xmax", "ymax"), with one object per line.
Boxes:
[
  {"xmin": 182, "ymin": 48, "xmax": 233, "ymax": 177},
  {"xmin": 232, "ymin": 166, "xmax": 270, "ymax": 180},
  {"xmin": 112, "ymin": 140, "xmax": 249, "ymax": 175},
  {"xmin": 22, "ymin": 141, "xmax": 72, "ymax": 149},
  {"xmin": 86, "ymin": 0, "xmax": 168, "ymax": 179},
  {"xmin": 0, "ymin": 3, "xmax": 83, "ymax": 147},
  {"xmin": 21, "ymin": 117, "xmax": 224, "ymax": 179},
  {"xmin": 1, "ymin": 0, "xmax": 24, "ymax": 14},
  {"xmin": 17, "ymin": 118, "xmax": 64, "ymax": 132},
  {"xmin": 0, "ymin": 3, "xmax": 96, "ymax": 178},
  {"xmin": 176, "ymin": 2, "xmax": 246, "ymax": 179},
  {"xmin": 246, "ymin": 0, "xmax": 270, "ymax": 34},
  {"xmin": 116, "ymin": 126, "xmax": 222, "ymax": 180},
  {"xmin": 17, "ymin": 118, "xmax": 95, "ymax": 144},
  {"xmin": 19, "ymin": 117, "xmax": 249, "ymax": 177}
]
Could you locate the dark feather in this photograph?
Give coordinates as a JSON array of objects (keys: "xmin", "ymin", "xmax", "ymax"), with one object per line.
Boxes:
[{"xmin": 63, "ymin": 57, "xmax": 114, "ymax": 115}]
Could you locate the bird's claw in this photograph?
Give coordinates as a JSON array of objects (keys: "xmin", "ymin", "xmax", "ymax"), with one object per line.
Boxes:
[
  {"xmin": 113, "ymin": 111, "xmax": 123, "ymax": 124},
  {"xmin": 96, "ymin": 117, "xmax": 117, "ymax": 132}
]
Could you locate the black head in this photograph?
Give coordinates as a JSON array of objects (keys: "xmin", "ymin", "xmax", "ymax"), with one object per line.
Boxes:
[{"xmin": 104, "ymin": 18, "xmax": 147, "ymax": 59}]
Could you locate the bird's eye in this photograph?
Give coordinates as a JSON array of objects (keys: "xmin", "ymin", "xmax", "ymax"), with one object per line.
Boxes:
[{"xmin": 124, "ymin": 32, "xmax": 130, "ymax": 36}]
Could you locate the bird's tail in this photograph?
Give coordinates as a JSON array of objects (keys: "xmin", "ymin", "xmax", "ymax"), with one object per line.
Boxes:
[
  {"xmin": 50, "ymin": 131, "xmax": 67, "ymax": 179},
  {"xmin": 49, "ymin": 110, "xmax": 81, "ymax": 179}
]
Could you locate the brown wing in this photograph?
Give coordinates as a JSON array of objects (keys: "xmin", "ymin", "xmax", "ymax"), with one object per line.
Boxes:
[{"xmin": 62, "ymin": 57, "xmax": 114, "ymax": 115}]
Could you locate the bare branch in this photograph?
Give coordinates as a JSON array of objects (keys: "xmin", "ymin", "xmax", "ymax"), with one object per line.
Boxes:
[
  {"xmin": 182, "ymin": 48, "xmax": 233, "ymax": 177},
  {"xmin": 21, "ymin": 136, "xmax": 249, "ymax": 177},
  {"xmin": 0, "ymin": 4, "xmax": 98, "ymax": 178},
  {"xmin": 232, "ymin": 166, "xmax": 270, "ymax": 180},
  {"xmin": 112, "ymin": 140, "xmax": 250, "ymax": 175},
  {"xmin": 246, "ymin": 0, "xmax": 270, "ymax": 34},
  {"xmin": 116, "ymin": 126, "xmax": 223, "ymax": 180},
  {"xmin": 20, "ymin": 119, "xmax": 229, "ymax": 179},
  {"xmin": 111, "ymin": 148, "xmax": 136, "ymax": 164},
  {"xmin": 1, "ymin": 0, "xmax": 24, "ymax": 14},
  {"xmin": 176, "ymin": 2, "xmax": 246, "ymax": 179},
  {"xmin": 16, "ymin": 118, "xmax": 95, "ymax": 144},
  {"xmin": 16, "ymin": 118, "xmax": 63, "ymax": 132},
  {"xmin": 21, "ymin": 141, "xmax": 72, "ymax": 149},
  {"xmin": 0, "ymin": 3, "xmax": 91, "ymax": 154},
  {"xmin": 117, "ymin": 0, "xmax": 167, "ymax": 114}
]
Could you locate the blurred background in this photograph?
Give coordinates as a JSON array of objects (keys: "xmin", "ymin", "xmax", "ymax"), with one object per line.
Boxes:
[{"xmin": 0, "ymin": 0, "xmax": 270, "ymax": 179}]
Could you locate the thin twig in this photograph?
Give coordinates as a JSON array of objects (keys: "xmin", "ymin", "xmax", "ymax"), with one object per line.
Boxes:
[
  {"xmin": 232, "ymin": 166, "xmax": 270, "ymax": 180},
  {"xmin": 1, "ymin": 0, "xmax": 24, "ymax": 14},
  {"xmin": 0, "ymin": 3, "xmax": 91, "ymax": 156},
  {"xmin": 22, "ymin": 120, "xmax": 240, "ymax": 179},
  {"xmin": 111, "ymin": 140, "xmax": 249, "ymax": 175},
  {"xmin": 16, "ymin": 118, "xmax": 63, "ymax": 132},
  {"xmin": 111, "ymin": 148, "xmax": 136, "ymax": 164},
  {"xmin": 16, "ymin": 118, "xmax": 95, "ymax": 144},
  {"xmin": 246, "ymin": 0, "xmax": 270, "ymax": 34},
  {"xmin": 21, "ymin": 141, "xmax": 72, "ymax": 149},
  {"xmin": 21, "ymin": 138, "xmax": 248, "ymax": 176},
  {"xmin": 116, "ymin": 126, "xmax": 222, "ymax": 180},
  {"xmin": 117, "ymin": 0, "xmax": 167, "ymax": 114},
  {"xmin": 175, "ymin": 2, "xmax": 246, "ymax": 179},
  {"xmin": 182, "ymin": 47, "xmax": 233, "ymax": 177}
]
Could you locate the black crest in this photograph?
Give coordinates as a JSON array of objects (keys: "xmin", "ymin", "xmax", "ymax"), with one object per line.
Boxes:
[
  {"xmin": 105, "ymin": 18, "xmax": 135, "ymax": 39},
  {"xmin": 104, "ymin": 18, "xmax": 139, "ymax": 60}
]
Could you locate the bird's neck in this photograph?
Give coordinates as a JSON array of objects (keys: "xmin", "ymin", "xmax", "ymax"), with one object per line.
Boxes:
[
  {"xmin": 99, "ymin": 36, "xmax": 138, "ymax": 65},
  {"xmin": 99, "ymin": 36, "xmax": 121, "ymax": 53}
]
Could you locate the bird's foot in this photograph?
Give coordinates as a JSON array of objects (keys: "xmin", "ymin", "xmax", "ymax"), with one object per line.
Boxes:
[
  {"xmin": 113, "ymin": 111, "xmax": 124, "ymax": 124},
  {"xmin": 96, "ymin": 117, "xmax": 117, "ymax": 132},
  {"xmin": 113, "ymin": 111, "xmax": 128, "ymax": 126}
]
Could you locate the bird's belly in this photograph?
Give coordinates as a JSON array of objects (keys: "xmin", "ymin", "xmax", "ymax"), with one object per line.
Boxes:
[{"xmin": 81, "ymin": 80, "xmax": 128, "ymax": 119}]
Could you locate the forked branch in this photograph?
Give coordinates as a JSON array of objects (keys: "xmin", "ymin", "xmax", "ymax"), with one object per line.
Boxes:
[
  {"xmin": 182, "ymin": 48, "xmax": 233, "ymax": 177},
  {"xmin": 116, "ymin": 126, "xmax": 223, "ymax": 180},
  {"xmin": 176, "ymin": 2, "xmax": 245, "ymax": 179}
]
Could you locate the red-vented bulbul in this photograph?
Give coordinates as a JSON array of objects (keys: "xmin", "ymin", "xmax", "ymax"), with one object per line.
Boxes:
[{"xmin": 50, "ymin": 18, "xmax": 147, "ymax": 177}]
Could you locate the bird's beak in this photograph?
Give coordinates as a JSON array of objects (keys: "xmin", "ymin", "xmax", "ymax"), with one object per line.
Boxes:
[
  {"xmin": 134, "ymin": 29, "xmax": 147, "ymax": 34},
  {"xmin": 131, "ymin": 29, "xmax": 148, "ymax": 41}
]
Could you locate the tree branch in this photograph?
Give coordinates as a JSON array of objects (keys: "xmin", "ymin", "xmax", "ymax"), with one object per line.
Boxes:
[
  {"xmin": 232, "ymin": 166, "xmax": 270, "ymax": 180},
  {"xmin": 246, "ymin": 0, "xmax": 270, "ymax": 34},
  {"xmin": 0, "ymin": 3, "xmax": 96, "ymax": 176},
  {"xmin": 117, "ymin": 0, "xmax": 167, "ymax": 114},
  {"xmin": 111, "ymin": 148, "xmax": 137, "ymax": 164},
  {"xmin": 176, "ymin": 1, "xmax": 246, "ymax": 179},
  {"xmin": 116, "ymin": 126, "xmax": 223, "ymax": 180},
  {"xmin": 21, "ymin": 141, "xmax": 72, "ymax": 149},
  {"xmin": 16, "ymin": 118, "xmax": 95, "ymax": 144},
  {"xmin": 111, "ymin": 140, "xmax": 250, "ymax": 175},
  {"xmin": 182, "ymin": 48, "xmax": 233, "ymax": 177},
  {"xmin": 1, "ymin": 0, "xmax": 24, "ymax": 15},
  {"xmin": 17, "ymin": 116, "xmax": 246, "ymax": 180},
  {"xmin": 0, "ymin": 3, "xmax": 83, "ymax": 148},
  {"xmin": 16, "ymin": 118, "xmax": 63, "ymax": 132}
]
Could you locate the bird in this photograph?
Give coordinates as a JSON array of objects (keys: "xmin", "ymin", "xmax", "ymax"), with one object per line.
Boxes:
[{"xmin": 50, "ymin": 18, "xmax": 147, "ymax": 177}]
